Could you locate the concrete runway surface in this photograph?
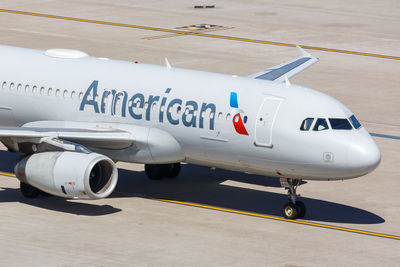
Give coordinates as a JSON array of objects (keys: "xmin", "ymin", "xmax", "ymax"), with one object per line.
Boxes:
[{"xmin": 0, "ymin": 1, "xmax": 399, "ymax": 266}]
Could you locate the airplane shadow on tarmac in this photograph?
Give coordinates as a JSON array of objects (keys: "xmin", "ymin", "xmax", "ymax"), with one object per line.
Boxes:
[
  {"xmin": 115, "ymin": 164, "xmax": 385, "ymax": 225},
  {"xmin": 0, "ymin": 150, "xmax": 385, "ymax": 223}
]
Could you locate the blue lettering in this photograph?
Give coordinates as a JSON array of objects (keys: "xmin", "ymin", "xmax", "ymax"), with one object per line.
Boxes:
[
  {"xmin": 100, "ymin": 90, "xmax": 110, "ymax": 114},
  {"xmin": 182, "ymin": 100, "xmax": 198, "ymax": 127},
  {"xmin": 159, "ymin": 88, "xmax": 171, "ymax": 123},
  {"xmin": 128, "ymin": 93, "xmax": 145, "ymax": 120},
  {"xmin": 146, "ymin": 95, "xmax": 160, "ymax": 121},
  {"xmin": 80, "ymin": 80, "xmax": 99, "ymax": 113},
  {"xmin": 199, "ymin": 103, "xmax": 216, "ymax": 130},
  {"xmin": 167, "ymin": 98, "xmax": 182, "ymax": 125}
]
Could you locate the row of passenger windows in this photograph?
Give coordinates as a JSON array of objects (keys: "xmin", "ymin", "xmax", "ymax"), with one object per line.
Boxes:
[
  {"xmin": 300, "ymin": 115, "xmax": 361, "ymax": 131},
  {"xmin": 2, "ymin": 81, "xmax": 249, "ymax": 123},
  {"xmin": 2, "ymin": 81, "xmax": 87, "ymax": 100}
]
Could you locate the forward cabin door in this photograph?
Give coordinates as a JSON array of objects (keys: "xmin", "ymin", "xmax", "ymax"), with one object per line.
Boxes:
[{"xmin": 254, "ymin": 97, "xmax": 283, "ymax": 148}]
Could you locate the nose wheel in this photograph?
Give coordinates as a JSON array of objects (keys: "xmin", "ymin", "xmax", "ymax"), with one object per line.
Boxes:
[{"xmin": 282, "ymin": 178, "xmax": 306, "ymax": 220}]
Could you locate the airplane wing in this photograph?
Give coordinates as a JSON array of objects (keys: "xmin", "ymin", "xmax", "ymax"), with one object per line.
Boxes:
[
  {"xmin": 249, "ymin": 46, "xmax": 319, "ymax": 82},
  {"xmin": 0, "ymin": 123, "xmax": 135, "ymax": 151}
]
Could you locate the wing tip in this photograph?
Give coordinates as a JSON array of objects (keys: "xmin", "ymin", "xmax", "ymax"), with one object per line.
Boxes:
[{"xmin": 296, "ymin": 45, "xmax": 311, "ymax": 57}]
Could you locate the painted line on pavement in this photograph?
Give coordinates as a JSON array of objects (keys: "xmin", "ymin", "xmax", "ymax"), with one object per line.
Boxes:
[
  {"xmin": 370, "ymin": 133, "xmax": 400, "ymax": 140},
  {"xmin": 0, "ymin": 9, "xmax": 399, "ymax": 60},
  {"xmin": 1, "ymin": 171, "xmax": 398, "ymax": 240}
]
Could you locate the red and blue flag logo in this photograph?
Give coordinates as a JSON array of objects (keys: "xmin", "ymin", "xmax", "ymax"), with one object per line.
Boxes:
[{"xmin": 230, "ymin": 92, "xmax": 249, "ymax": 136}]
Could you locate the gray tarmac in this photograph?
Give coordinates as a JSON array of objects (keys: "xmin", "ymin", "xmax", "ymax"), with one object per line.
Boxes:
[{"xmin": 0, "ymin": 1, "xmax": 399, "ymax": 266}]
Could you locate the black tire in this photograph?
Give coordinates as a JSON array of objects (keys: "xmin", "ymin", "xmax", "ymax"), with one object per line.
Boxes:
[
  {"xmin": 296, "ymin": 201, "xmax": 306, "ymax": 219},
  {"xmin": 283, "ymin": 202, "xmax": 298, "ymax": 219},
  {"xmin": 20, "ymin": 182, "xmax": 40, "ymax": 198},
  {"xmin": 164, "ymin": 163, "xmax": 181, "ymax": 178},
  {"xmin": 145, "ymin": 164, "xmax": 163, "ymax": 180}
]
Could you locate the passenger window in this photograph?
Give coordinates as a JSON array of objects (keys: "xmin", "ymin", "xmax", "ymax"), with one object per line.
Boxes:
[
  {"xmin": 349, "ymin": 115, "xmax": 361, "ymax": 129},
  {"xmin": 17, "ymin": 84, "xmax": 22, "ymax": 91},
  {"xmin": 48, "ymin": 88, "xmax": 52, "ymax": 96},
  {"xmin": 300, "ymin": 118, "xmax": 314, "ymax": 131},
  {"xmin": 329, "ymin": 118, "xmax": 352, "ymax": 130},
  {"xmin": 79, "ymin": 92, "xmax": 83, "ymax": 100},
  {"xmin": 2, "ymin": 82, "xmax": 6, "ymax": 89},
  {"xmin": 313, "ymin": 118, "xmax": 329, "ymax": 131}
]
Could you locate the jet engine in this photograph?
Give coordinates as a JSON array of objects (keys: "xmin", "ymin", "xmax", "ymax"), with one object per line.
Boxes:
[{"xmin": 14, "ymin": 151, "xmax": 118, "ymax": 199}]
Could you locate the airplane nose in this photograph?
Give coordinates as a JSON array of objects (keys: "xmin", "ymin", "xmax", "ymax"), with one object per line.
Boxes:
[{"xmin": 347, "ymin": 134, "xmax": 381, "ymax": 175}]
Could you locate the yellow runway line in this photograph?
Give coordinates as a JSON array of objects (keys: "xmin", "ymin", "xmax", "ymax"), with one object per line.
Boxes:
[
  {"xmin": 0, "ymin": 9, "xmax": 399, "ymax": 61},
  {"xmin": 143, "ymin": 27, "xmax": 234, "ymax": 40},
  {"xmin": 0, "ymin": 171, "xmax": 16, "ymax": 177},
  {"xmin": 1, "ymin": 170, "xmax": 399, "ymax": 240},
  {"xmin": 152, "ymin": 198, "xmax": 400, "ymax": 241}
]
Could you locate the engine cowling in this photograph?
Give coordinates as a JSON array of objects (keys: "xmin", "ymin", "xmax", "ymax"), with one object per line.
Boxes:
[{"xmin": 14, "ymin": 151, "xmax": 118, "ymax": 199}]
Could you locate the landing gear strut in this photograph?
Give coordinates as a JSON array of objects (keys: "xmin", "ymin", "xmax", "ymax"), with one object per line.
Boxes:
[
  {"xmin": 145, "ymin": 163, "xmax": 181, "ymax": 180},
  {"xmin": 282, "ymin": 178, "xmax": 306, "ymax": 220}
]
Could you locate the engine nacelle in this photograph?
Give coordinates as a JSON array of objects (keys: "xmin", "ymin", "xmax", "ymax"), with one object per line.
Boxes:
[{"xmin": 14, "ymin": 151, "xmax": 118, "ymax": 199}]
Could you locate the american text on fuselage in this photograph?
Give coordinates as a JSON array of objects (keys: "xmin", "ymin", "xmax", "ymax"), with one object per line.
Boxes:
[{"xmin": 79, "ymin": 80, "xmax": 217, "ymax": 130}]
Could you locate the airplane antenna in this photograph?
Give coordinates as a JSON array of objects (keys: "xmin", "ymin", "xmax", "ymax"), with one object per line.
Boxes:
[
  {"xmin": 284, "ymin": 75, "xmax": 291, "ymax": 86},
  {"xmin": 165, "ymin": 58, "xmax": 172, "ymax": 71}
]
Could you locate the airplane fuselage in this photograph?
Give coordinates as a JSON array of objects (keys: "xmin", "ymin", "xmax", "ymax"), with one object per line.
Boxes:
[{"xmin": 0, "ymin": 45, "xmax": 381, "ymax": 181}]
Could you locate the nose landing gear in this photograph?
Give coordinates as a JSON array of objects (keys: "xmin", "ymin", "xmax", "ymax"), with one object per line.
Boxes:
[{"xmin": 281, "ymin": 178, "xmax": 306, "ymax": 220}]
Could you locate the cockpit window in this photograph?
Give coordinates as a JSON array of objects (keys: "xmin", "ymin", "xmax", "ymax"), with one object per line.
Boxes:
[
  {"xmin": 349, "ymin": 115, "xmax": 361, "ymax": 129},
  {"xmin": 300, "ymin": 118, "xmax": 314, "ymax": 131},
  {"xmin": 313, "ymin": 118, "xmax": 329, "ymax": 131},
  {"xmin": 329, "ymin": 118, "xmax": 352, "ymax": 130}
]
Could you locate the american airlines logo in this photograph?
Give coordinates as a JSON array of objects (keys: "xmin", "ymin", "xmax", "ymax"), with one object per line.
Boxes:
[
  {"xmin": 230, "ymin": 92, "xmax": 248, "ymax": 135},
  {"xmin": 79, "ymin": 80, "xmax": 217, "ymax": 130}
]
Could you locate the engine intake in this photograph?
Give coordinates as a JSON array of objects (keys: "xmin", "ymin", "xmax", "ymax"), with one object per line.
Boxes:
[{"xmin": 15, "ymin": 151, "xmax": 118, "ymax": 199}]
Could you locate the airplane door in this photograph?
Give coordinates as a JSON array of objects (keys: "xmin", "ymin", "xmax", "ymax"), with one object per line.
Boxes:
[{"xmin": 254, "ymin": 97, "xmax": 282, "ymax": 148}]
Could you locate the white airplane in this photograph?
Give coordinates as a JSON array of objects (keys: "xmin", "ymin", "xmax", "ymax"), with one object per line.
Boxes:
[{"xmin": 0, "ymin": 45, "xmax": 380, "ymax": 219}]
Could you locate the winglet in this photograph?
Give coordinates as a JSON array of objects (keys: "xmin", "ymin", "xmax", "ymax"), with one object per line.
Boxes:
[
  {"xmin": 296, "ymin": 45, "xmax": 311, "ymax": 58},
  {"xmin": 250, "ymin": 45, "xmax": 319, "ymax": 82},
  {"xmin": 165, "ymin": 57, "xmax": 171, "ymax": 71}
]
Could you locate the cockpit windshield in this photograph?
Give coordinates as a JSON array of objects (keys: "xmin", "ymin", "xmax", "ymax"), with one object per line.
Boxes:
[
  {"xmin": 349, "ymin": 115, "xmax": 361, "ymax": 129},
  {"xmin": 313, "ymin": 118, "xmax": 329, "ymax": 131},
  {"xmin": 329, "ymin": 118, "xmax": 352, "ymax": 130},
  {"xmin": 300, "ymin": 118, "xmax": 314, "ymax": 131},
  {"xmin": 300, "ymin": 116, "xmax": 359, "ymax": 131}
]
